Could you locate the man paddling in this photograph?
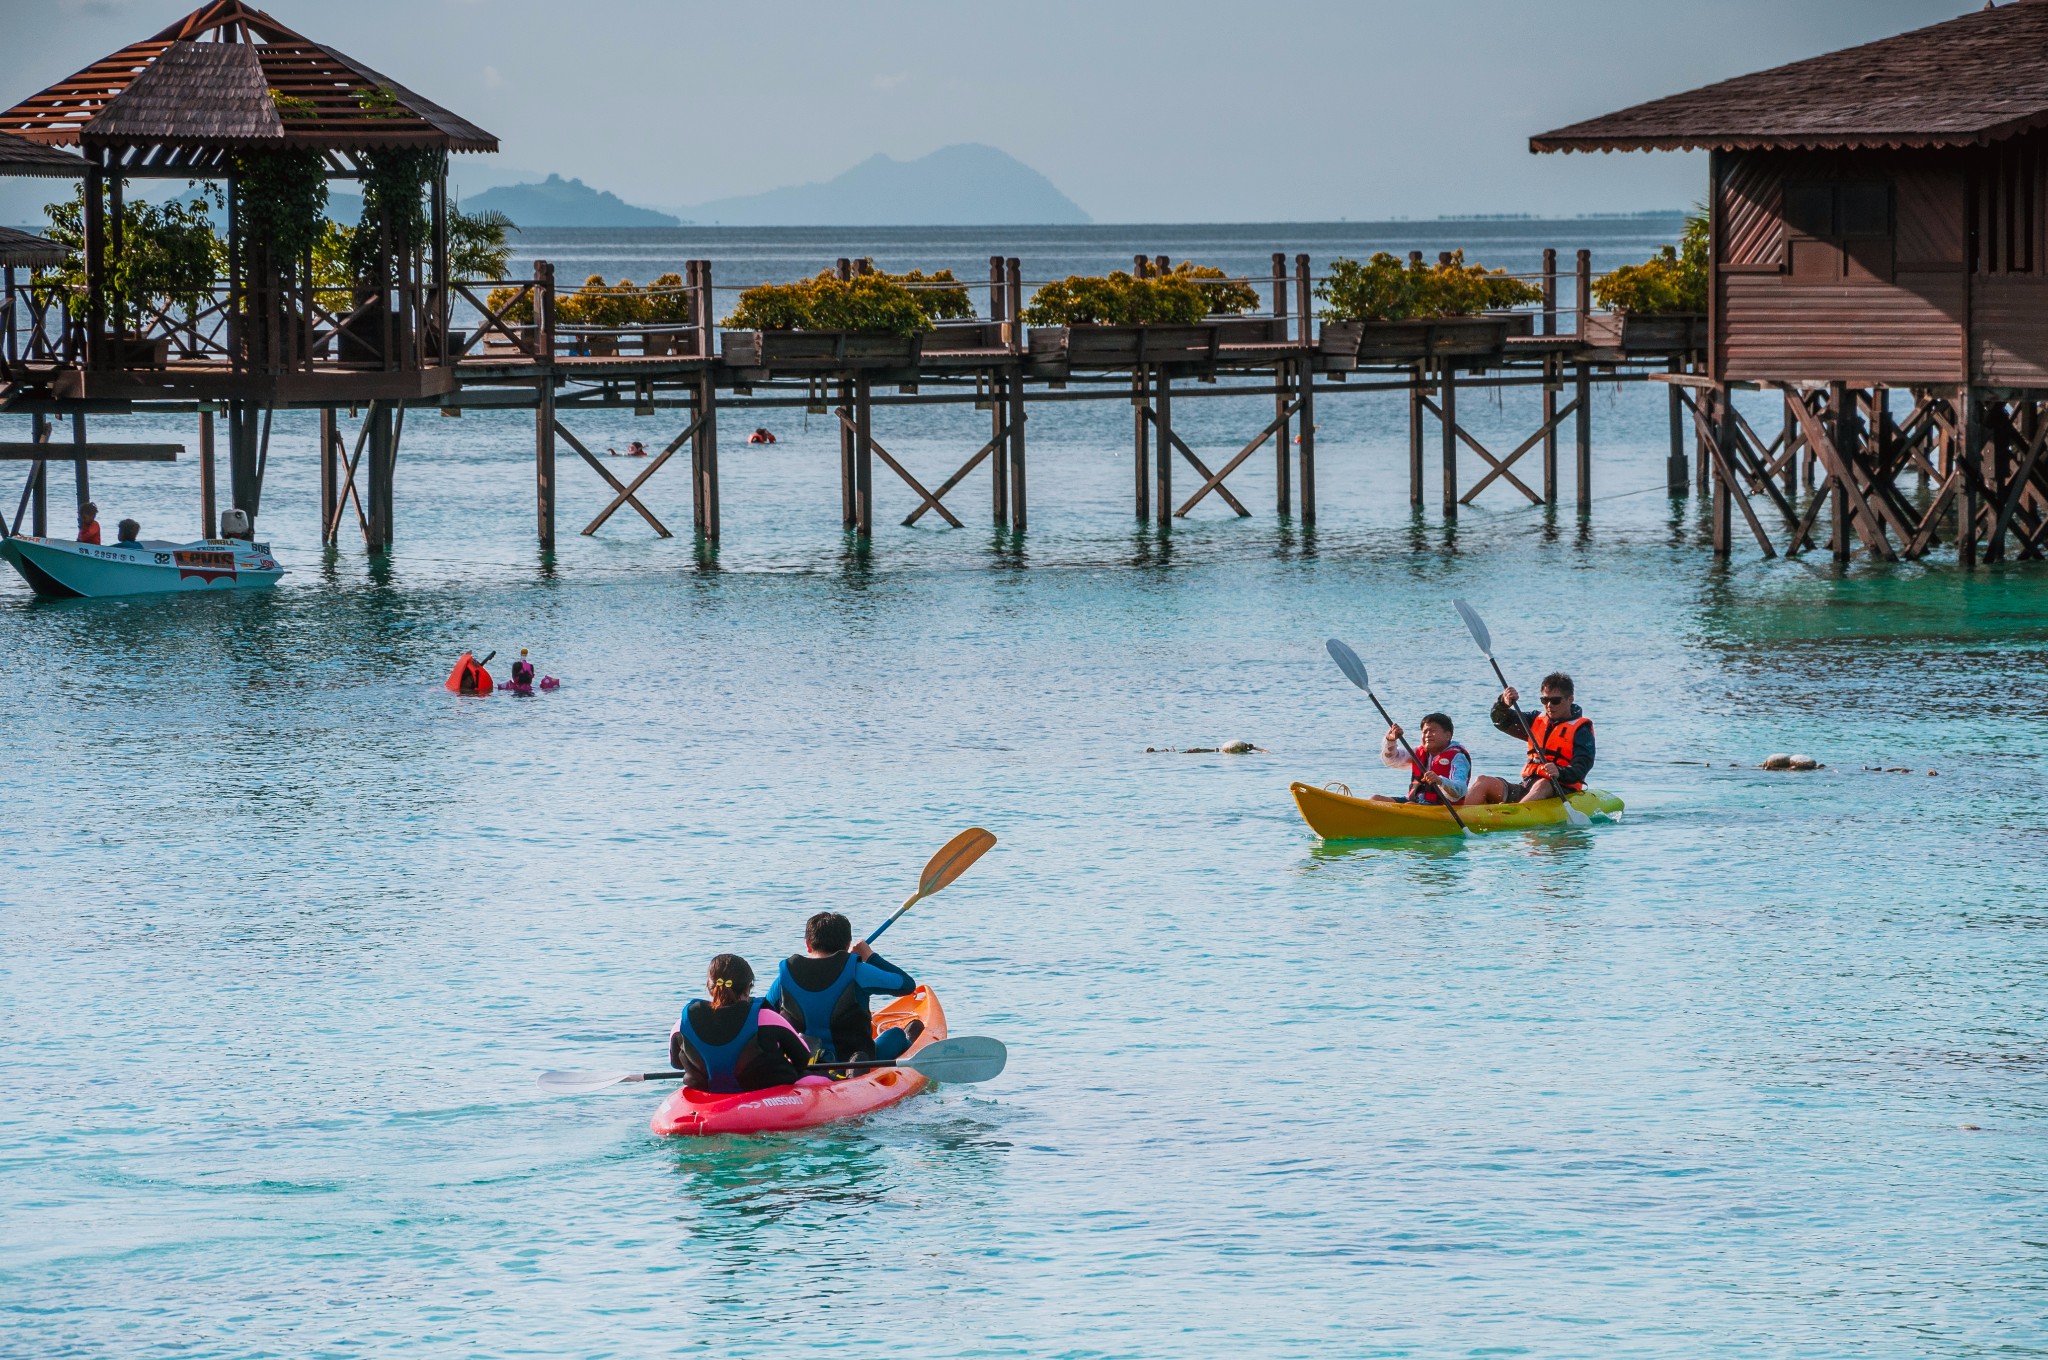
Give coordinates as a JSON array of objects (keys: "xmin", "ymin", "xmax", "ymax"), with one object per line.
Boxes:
[
  {"xmin": 1370, "ymin": 712, "xmax": 1472, "ymax": 807},
  {"xmin": 1469, "ymin": 672, "xmax": 1594, "ymax": 804},
  {"xmin": 768, "ymin": 911, "xmax": 924, "ymax": 1065}
]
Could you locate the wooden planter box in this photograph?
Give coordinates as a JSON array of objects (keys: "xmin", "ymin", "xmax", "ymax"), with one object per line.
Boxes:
[
  {"xmin": 112, "ymin": 335, "xmax": 171, "ymax": 368},
  {"xmin": 1319, "ymin": 315, "xmax": 1524, "ymax": 362},
  {"xmin": 1585, "ymin": 312, "xmax": 1706, "ymax": 353},
  {"xmin": 1028, "ymin": 323, "xmax": 1221, "ymax": 367},
  {"xmin": 921, "ymin": 321, "xmax": 1010, "ymax": 354},
  {"xmin": 1210, "ymin": 316, "xmax": 1289, "ymax": 346},
  {"xmin": 720, "ymin": 329, "xmax": 924, "ymax": 369}
]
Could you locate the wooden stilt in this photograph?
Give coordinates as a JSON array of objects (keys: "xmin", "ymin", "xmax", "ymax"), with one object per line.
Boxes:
[
  {"xmin": 840, "ymin": 376, "xmax": 855, "ymax": 528},
  {"xmin": 1988, "ymin": 394, "xmax": 2011, "ymax": 563},
  {"xmin": 854, "ymin": 374, "xmax": 873, "ymax": 537},
  {"xmin": 367, "ymin": 400, "xmax": 396, "ymax": 552},
  {"xmin": 1154, "ymin": 366, "xmax": 1172, "ymax": 525},
  {"xmin": 1575, "ymin": 250, "xmax": 1593, "ymax": 510},
  {"xmin": 1134, "ymin": 364, "xmax": 1149, "ymax": 519},
  {"xmin": 1828, "ymin": 381, "xmax": 1850, "ymax": 562},
  {"xmin": 1273, "ymin": 252, "xmax": 1291, "ymax": 516},
  {"xmin": 1542, "ymin": 249, "xmax": 1559, "ymax": 505},
  {"xmin": 1667, "ymin": 356, "xmax": 1688, "ymax": 494},
  {"xmin": 30, "ymin": 412, "xmax": 48, "ymax": 536},
  {"xmin": 697, "ymin": 369, "xmax": 719, "ymax": 539},
  {"xmin": 70, "ymin": 413, "xmax": 90, "ymax": 527},
  {"xmin": 1441, "ymin": 361, "xmax": 1459, "ymax": 514},
  {"xmin": 1959, "ymin": 390, "xmax": 1980, "ymax": 570},
  {"xmin": 1709, "ymin": 388, "xmax": 1732, "ymax": 556},
  {"xmin": 1410, "ymin": 362, "xmax": 1426, "ymax": 507},
  {"xmin": 1294, "ymin": 254, "xmax": 1315, "ymax": 524},
  {"xmin": 535, "ymin": 382, "xmax": 555, "ymax": 549},
  {"xmin": 1007, "ymin": 257, "xmax": 1026, "ymax": 529},
  {"xmin": 989, "ymin": 256, "xmax": 1008, "ymax": 525},
  {"xmin": 312, "ymin": 409, "xmax": 328, "ymax": 545}
]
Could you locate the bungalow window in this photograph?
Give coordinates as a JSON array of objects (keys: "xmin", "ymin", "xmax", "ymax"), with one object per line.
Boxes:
[{"xmin": 1784, "ymin": 180, "xmax": 1893, "ymax": 282}]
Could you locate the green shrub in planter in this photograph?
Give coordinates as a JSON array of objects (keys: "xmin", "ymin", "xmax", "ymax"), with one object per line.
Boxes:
[
  {"xmin": 1022, "ymin": 263, "xmax": 1260, "ymax": 326},
  {"xmin": 724, "ymin": 269, "xmax": 940, "ymax": 336},
  {"xmin": 1592, "ymin": 211, "xmax": 1708, "ymax": 315},
  {"xmin": 1316, "ymin": 250, "xmax": 1541, "ymax": 322}
]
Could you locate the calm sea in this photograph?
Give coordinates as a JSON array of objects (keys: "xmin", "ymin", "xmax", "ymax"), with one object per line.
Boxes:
[{"xmin": 3, "ymin": 222, "xmax": 2045, "ymax": 1359}]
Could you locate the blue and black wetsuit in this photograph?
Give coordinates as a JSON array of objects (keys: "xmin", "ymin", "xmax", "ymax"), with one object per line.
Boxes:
[
  {"xmin": 671, "ymin": 998, "xmax": 811, "ymax": 1093},
  {"xmin": 766, "ymin": 951, "xmax": 918, "ymax": 1063}
]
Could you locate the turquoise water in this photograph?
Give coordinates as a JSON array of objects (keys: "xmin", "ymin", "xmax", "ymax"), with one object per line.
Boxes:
[{"xmin": 5, "ymin": 225, "xmax": 2048, "ymax": 1358}]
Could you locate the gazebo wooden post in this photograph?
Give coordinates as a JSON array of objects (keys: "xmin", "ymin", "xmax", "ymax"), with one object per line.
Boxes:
[
  {"xmin": 30, "ymin": 412, "xmax": 49, "ymax": 536},
  {"xmin": 83, "ymin": 162, "xmax": 105, "ymax": 368},
  {"xmin": 366, "ymin": 400, "xmax": 396, "ymax": 552}
]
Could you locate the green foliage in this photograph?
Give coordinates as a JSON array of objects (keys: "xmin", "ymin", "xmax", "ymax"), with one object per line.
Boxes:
[
  {"xmin": 724, "ymin": 269, "xmax": 949, "ymax": 335},
  {"xmin": 1021, "ymin": 262, "xmax": 1260, "ymax": 326},
  {"xmin": 269, "ymin": 88, "xmax": 317, "ymax": 120},
  {"xmin": 228, "ymin": 148, "xmax": 329, "ymax": 267},
  {"xmin": 1315, "ymin": 250, "xmax": 1542, "ymax": 322},
  {"xmin": 450, "ymin": 207, "xmax": 515, "ymax": 281},
  {"xmin": 1591, "ymin": 210, "xmax": 1709, "ymax": 315},
  {"xmin": 356, "ymin": 85, "xmax": 404, "ymax": 119},
  {"xmin": 35, "ymin": 183, "xmax": 223, "ymax": 328},
  {"xmin": 351, "ymin": 147, "xmax": 439, "ymax": 282},
  {"xmin": 877, "ymin": 267, "xmax": 973, "ymax": 321}
]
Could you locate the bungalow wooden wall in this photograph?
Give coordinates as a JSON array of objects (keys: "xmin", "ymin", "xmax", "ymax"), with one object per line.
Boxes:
[
  {"xmin": 1968, "ymin": 134, "xmax": 2048, "ymax": 386},
  {"xmin": 1715, "ymin": 149, "xmax": 1967, "ymax": 386}
]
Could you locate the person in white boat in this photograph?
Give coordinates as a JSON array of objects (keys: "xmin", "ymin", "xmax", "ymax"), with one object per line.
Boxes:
[
  {"xmin": 78, "ymin": 502, "xmax": 102, "ymax": 545},
  {"xmin": 116, "ymin": 518, "xmax": 142, "ymax": 546}
]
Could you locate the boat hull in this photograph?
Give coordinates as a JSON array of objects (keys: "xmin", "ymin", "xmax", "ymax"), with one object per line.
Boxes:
[
  {"xmin": 650, "ymin": 987, "xmax": 948, "ymax": 1137},
  {"xmin": 1290, "ymin": 781, "xmax": 1623, "ymax": 840},
  {"xmin": 0, "ymin": 536, "xmax": 284, "ymax": 598}
]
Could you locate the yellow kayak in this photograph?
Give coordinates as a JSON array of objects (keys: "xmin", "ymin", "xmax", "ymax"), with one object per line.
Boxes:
[{"xmin": 1290, "ymin": 781, "xmax": 1624, "ymax": 840}]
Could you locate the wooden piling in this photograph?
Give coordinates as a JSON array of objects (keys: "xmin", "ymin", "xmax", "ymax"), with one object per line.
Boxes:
[
  {"xmin": 309, "ymin": 408, "xmax": 326, "ymax": 546},
  {"xmin": 1709, "ymin": 388, "xmax": 1731, "ymax": 555},
  {"xmin": 30, "ymin": 412, "xmax": 48, "ymax": 536},
  {"xmin": 70, "ymin": 413, "xmax": 90, "ymax": 527},
  {"xmin": 1410, "ymin": 362, "xmax": 1426, "ymax": 506},
  {"xmin": 1574, "ymin": 250, "xmax": 1592, "ymax": 509},
  {"xmin": 1441, "ymin": 362, "xmax": 1459, "ymax": 513},
  {"xmin": 1958, "ymin": 390, "xmax": 1980, "ymax": 569},
  {"xmin": 1666, "ymin": 357, "xmax": 1687, "ymax": 495},
  {"xmin": 989, "ymin": 255, "xmax": 1008, "ymax": 524},
  {"xmin": 695, "ymin": 367, "xmax": 720, "ymax": 539},
  {"xmin": 1007, "ymin": 257, "xmax": 1026, "ymax": 528},
  {"xmin": 1154, "ymin": 366, "xmax": 1172, "ymax": 525},
  {"xmin": 1273, "ymin": 252, "xmax": 1291, "ymax": 515},
  {"xmin": 367, "ymin": 400, "xmax": 396, "ymax": 552},
  {"xmin": 1134, "ymin": 364, "xmax": 1149, "ymax": 519},
  {"xmin": 1828, "ymin": 381, "xmax": 1850, "ymax": 562},
  {"xmin": 854, "ymin": 374, "xmax": 873, "ymax": 537},
  {"xmin": 1294, "ymin": 253, "xmax": 1315, "ymax": 524},
  {"xmin": 1542, "ymin": 248, "xmax": 1558, "ymax": 505}
]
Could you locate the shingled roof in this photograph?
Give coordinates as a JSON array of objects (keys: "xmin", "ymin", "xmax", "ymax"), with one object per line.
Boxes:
[
  {"xmin": 0, "ymin": 225, "xmax": 68, "ymax": 270},
  {"xmin": 0, "ymin": 0, "xmax": 496, "ymax": 154},
  {"xmin": 0, "ymin": 131, "xmax": 85, "ymax": 178},
  {"xmin": 1533, "ymin": 1, "xmax": 2048, "ymax": 153}
]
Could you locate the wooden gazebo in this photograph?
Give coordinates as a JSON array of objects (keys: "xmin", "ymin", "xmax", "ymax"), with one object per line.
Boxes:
[
  {"xmin": 0, "ymin": 0, "xmax": 497, "ymax": 542},
  {"xmin": 1534, "ymin": 0, "xmax": 2048, "ymax": 567}
]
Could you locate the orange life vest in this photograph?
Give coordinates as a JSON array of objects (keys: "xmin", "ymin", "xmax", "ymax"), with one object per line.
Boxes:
[
  {"xmin": 1522, "ymin": 712, "xmax": 1589, "ymax": 789},
  {"xmin": 79, "ymin": 521, "xmax": 101, "ymax": 545}
]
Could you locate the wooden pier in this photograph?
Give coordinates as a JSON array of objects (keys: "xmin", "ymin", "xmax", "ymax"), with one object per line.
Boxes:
[{"xmin": 3, "ymin": 0, "xmax": 2042, "ymax": 570}]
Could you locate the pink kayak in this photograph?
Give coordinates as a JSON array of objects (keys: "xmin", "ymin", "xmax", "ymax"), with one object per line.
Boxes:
[{"xmin": 650, "ymin": 987, "xmax": 947, "ymax": 1136}]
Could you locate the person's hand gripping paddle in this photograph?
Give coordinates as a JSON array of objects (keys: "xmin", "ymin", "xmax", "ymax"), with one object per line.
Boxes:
[
  {"xmin": 1324, "ymin": 639, "xmax": 1469, "ymax": 833},
  {"xmin": 1450, "ymin": 600, "xmax": 1589, "ymax": 826}
]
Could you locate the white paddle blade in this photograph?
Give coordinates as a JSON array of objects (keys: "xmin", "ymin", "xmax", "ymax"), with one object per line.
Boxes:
[
  {"xmin": 902, "ymin": 1036, "xmax": 1008, "ymax": 1085},
  {"xmin": 537, "ymin": 1069, "xmax": 637, "ymax": 1095},
  {"xmin": 1450, "ymin": 599, "xmax": 1492, "ymax": 658},
  {"xmin": 1324, "ymin": 638, "xmax": 1369, "ymax": 692},
  {"xmin": 1562, "ymin": 799, "xmax": 1593, "ymax": 827}
]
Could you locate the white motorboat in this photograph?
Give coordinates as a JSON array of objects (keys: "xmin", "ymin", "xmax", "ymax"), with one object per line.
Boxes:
[{"xmin": 0, "ymin": 531, "xmax": 285, "ymax": 598}]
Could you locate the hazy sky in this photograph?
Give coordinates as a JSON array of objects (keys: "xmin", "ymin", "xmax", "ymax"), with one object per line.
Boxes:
[{"xmin": 8, "ymin": 0, "xmax": 1971, "ymax": 221}]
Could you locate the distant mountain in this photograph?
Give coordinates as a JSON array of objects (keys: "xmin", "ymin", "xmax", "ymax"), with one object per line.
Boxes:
[
  {"xmin": 680, "ymin": 144, "xmax": 1090, "ymax": 226},
  {"xmin": 464, "ymin": 174, "xmax": 679, "ymax": 228}
]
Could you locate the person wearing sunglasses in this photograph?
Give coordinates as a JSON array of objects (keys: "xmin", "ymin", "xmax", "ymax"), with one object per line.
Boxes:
[{"xmin": 1468, "ymin": 672, "xmax": 1594, "ymax": 805}]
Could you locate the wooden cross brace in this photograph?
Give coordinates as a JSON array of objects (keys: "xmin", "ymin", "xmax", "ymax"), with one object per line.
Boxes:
[
  {"xmin": 1165, "ymin": 401, "xmax": 1299, "ymax": 518},
  {"xmin": 325, "ymin": 400, "xmax": 400, "ymax": 546},
  {"xmin": 1681, "ymin": 387, "xmax": 1778, "ymax": 558},
  {"xmin": 1778, "ymin": 386, "xmax": 1903, "ymax": 561},
  {"xmin": 835, "ymin": 407, "xmax": 963, "ymax": 529},
  {"xmin": 551, "ymin": 419, "xmax": 683, "ymax": 538},
  {"xmin": 902, "ymin": 416, "xmax": 1012, "ymax": 527},
  {"xmin": 1439, "ymin": 395, "xmax": 1581, "ymax": 507}
]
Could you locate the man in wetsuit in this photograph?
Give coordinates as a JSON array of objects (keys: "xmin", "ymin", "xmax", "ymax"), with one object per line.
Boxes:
[
  {"xmin": 1469, "ymin": 671, "xmax": 1595, "ymax": 804},
  {"xmin": 767, "ymin": 911, "xmax": 923, "ymax": 1065}
]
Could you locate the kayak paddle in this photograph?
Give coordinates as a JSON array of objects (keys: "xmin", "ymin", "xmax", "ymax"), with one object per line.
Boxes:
[
  {"xmin": 1449, "ymin": 599, "xmax": 1590, "ymax": 826},
  {"xmin": 537, "ymin": 1035, "xmax": 1009, "ymax": 1094},
  {"xmin": 864, "ymin": 826, "xmax": 997, "ymax": 946},
  {"xmin": 1324, "ymin": 638, "xmax": 1470, "ymax": 833}
]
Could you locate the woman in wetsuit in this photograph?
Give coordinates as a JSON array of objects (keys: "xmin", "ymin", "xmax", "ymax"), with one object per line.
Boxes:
[{"xmin": 671, "ymin": 954, "xmax": 812, "ymax": 1093}]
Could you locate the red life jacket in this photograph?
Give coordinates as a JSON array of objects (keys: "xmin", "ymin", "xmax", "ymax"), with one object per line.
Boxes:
[
  {"xmin": 79, "ymin": 521, "xmax": 101, "ymax": 545},
  {"xmin": 1408, "ymin": 741, "xmax": 1469, "ymax": 805},
  {"xmin": 1522, "ymin": 712, "xmax": 1589, "ymax": 790}
]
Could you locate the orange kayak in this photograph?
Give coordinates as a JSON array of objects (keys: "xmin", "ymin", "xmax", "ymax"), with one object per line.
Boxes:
[{"xmin": 649, "ymin": 987, "xmax": 947, "ymax": 1136}]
